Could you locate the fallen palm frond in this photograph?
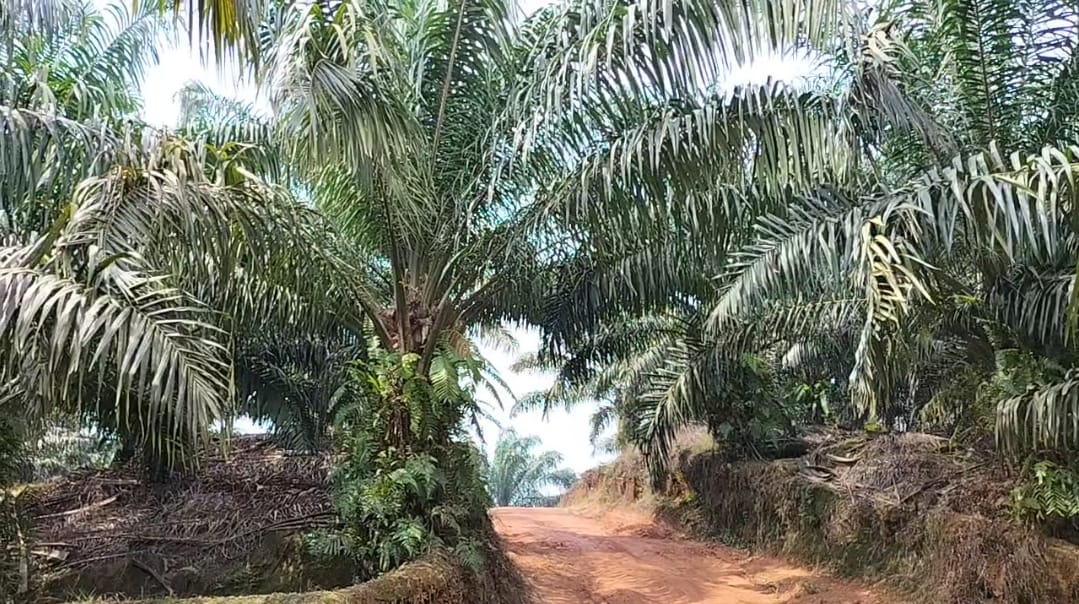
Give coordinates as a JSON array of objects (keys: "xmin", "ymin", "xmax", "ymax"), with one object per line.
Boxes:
[{"xmin": 567, "ymin": 430, "xmax": 1079, "ymax": 603}]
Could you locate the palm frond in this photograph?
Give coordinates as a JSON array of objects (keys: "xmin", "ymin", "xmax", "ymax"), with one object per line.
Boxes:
[
  {"xmin": 0, "ymin": 254, "xmax": 229, "ymax": 457},
  {"xmin": 998, "ymin": 373, "xmax": 1079, "ymax": 452},
  {"xmin": 136, "ymin": 0, "xmax": 263, "ymax": 65}
]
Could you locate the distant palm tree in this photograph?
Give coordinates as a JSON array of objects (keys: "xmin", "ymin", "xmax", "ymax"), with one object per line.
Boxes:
[{"xmin": 487, "ymin": 429, "xmax": 576, "ymax": 507}]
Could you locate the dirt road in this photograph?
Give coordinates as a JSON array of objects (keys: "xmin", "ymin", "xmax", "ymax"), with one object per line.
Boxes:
[{"xmin": 491, "ymin": 507, "xmax": 891, "ymax": 604}]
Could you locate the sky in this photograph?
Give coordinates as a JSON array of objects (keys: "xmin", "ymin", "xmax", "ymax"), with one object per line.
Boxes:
[{"xmin": 471, "ymin": 330, "xmax": 614, "ymax": 475}]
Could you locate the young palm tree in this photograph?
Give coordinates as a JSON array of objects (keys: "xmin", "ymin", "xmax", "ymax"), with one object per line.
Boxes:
[{"xmin": 487, "ymin": 429, "xmax": 576, "ymax": 507}]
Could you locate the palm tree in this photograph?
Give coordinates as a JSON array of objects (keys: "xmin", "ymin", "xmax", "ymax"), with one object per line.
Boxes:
[
  {"xmin": 235, "ymin": 334, "xmax": 365, "ymax": 451},
  {"xmin": 0, "ymin": 0, "xmax": 355, "ymax": 470},
  {"xmin": 161, "ymin": 0, "xmax": 840, "ymax": 471},
  {"xmin": 133, "ymin": 0, "xmax": 262, "ymax": 64},
  {"xmin": 177, "ymin": 0, "xmax": 523, "ymax": 374},
  {"xmin": 520, "ymin": 0, "xmax": 1079, "ymax": 474},
  {"xmin": 704, "ymin": 0, "xmax": 1079, "ymax": 452},
  {"xmin": 177, "ymin": 0, "xmax": 880, "ymax": 377},
  {"xmin": 487, "ymin": 429, "xmax": 576, "ymax": 507}
]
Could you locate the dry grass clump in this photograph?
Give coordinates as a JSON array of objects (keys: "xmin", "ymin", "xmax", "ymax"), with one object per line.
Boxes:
[{"xmin": 920, "ymin": 513, "xmax": 1077, "ymax": 603}]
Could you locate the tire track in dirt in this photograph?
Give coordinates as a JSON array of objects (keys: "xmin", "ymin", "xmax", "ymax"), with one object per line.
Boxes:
[{"xmin": 491, "ymin": 506, "xmax": 894, "ymax": 604}]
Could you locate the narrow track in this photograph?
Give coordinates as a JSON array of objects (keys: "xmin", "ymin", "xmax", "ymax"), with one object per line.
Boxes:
[{"xmin": 491, "ymin": 506, "xmax": 893, "ymax": 604}]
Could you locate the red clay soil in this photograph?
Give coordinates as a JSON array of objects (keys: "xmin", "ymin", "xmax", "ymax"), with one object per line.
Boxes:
[{"xmin": 491, "ymin": 506, "xmax": 895, "ymax": 604}]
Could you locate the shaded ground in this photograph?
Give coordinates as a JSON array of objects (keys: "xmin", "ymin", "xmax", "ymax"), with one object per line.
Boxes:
[
  {"xmin": 23, "ymin": 436, "xmax": 349, "ymax": 600},
  {"xmin": 491, "ymin": 506, "xmax": 893, "ymax": 604}
]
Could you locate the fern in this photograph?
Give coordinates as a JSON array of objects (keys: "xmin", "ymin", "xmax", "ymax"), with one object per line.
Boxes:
[
  {"xmin": 1010, "ymin": 460, "xmax": 1079, "ymax": 528},
  {"xmin": 453, "ymin": 537, "xmax": 487, "ymax": 573},
  {"xmin": 309, "ymin": 348, "xmax": 492, "ymax": 579}
]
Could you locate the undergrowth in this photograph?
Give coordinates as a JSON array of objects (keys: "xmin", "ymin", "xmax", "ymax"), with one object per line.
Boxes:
[
  {"xmin": 670, "ymin": 447, "xmax": 1079, "ymax": 603},
  {"xmin": 1010, "ymin": 459, "xmax": 1079, "ymax": 535},
  {"xmin": 1, "ymin": 417, "xmax": 25, "ymax": 600},
  {"xmin": 306, "ymin": 350, "xmax": 492, "ymax": 581}
]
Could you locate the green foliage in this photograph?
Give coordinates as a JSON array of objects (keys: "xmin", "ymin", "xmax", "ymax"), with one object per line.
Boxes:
[
  {"xmin": 702, "ymin": 354, "xmax": 798, "ymax": 455},
  {"xmin": 516, "ymin": 0, "xmax": 1079, "ymax": 482},
  {"xmin": 0, "ymin": 416, "xmax": 21, "ymax": 488},
  {"xmin": 10, "ymin": 0, "xmax": 1079, "ymax": 571},
  {"xmin": 308, "ymin": 349, "xmax": 491, "ymax": 579},
  {"xmin": 236, "ymin": 336, "xmax": 365, "ymax": 451},
  {"xmin": 0, "ymin": 1, "xmax": 365, "ymax": 475},
  {"xmin": 787, "ymin": 381, "xmax": 840, "ymax": 426},
  {"xmin": 1010, "ymin": 461, "xmax": 1079, "ymax": 531}
]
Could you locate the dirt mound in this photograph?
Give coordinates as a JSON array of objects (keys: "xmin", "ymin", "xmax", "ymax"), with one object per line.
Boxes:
[
  {"xmin": 562, "ymin": 448, "xmax": 649, "ymax": 508},
  {"xmin": 20, "ymin": 436, "xmax": 350, "ymax": 601},
  {"xmin": 562, "ymin": 427, "xmax": 713, "ymax": 508},
  {"xmin": 567, "ymin": 431, "xmax": 1079, "ymax": 604}
]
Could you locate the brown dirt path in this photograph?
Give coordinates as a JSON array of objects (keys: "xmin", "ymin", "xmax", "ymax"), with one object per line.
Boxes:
[{"xmin": 490, "ymin": 506, "xmax": 894, "ymax": 604}]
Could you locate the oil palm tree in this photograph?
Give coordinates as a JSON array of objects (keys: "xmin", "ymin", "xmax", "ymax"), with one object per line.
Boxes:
[
  {"xmin": 510, "ymin": 0, "xmax": 906, "ymax": 467},
  {"xmin": 0, "ymin": 0, "xmax": 356, "ymax": 469},
  {"xmin": 167, "ymin": 0, "xmax": 871, "ymax": 462},
  {"xmin": 487, "ymin": 429, "xmax": 576, "ymax": 506},
  {"xmin": 706, "ymin": 0, "xmax": 1079, "ymax": 452},
  {"xmin": 179, "ymin": 0, "xmax": 885, "ymax": 370},
  {"xmin": 523, "ymin": 0, "xmax": 1079, "ymax": 472}
]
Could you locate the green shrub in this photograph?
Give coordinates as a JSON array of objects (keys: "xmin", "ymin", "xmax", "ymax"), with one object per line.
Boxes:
[
  {"xmin": 1009, "ymin": 460, "xmax": 1079, "ymax": 532},
  {"xmin": 307, "ymin": 350, "xmax": 491, "ymax": 580}
]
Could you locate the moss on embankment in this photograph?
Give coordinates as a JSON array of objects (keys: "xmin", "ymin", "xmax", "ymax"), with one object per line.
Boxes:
[{"xmin": 565, "ymin": 431, "xmax": 1079, "ymax": 604}]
